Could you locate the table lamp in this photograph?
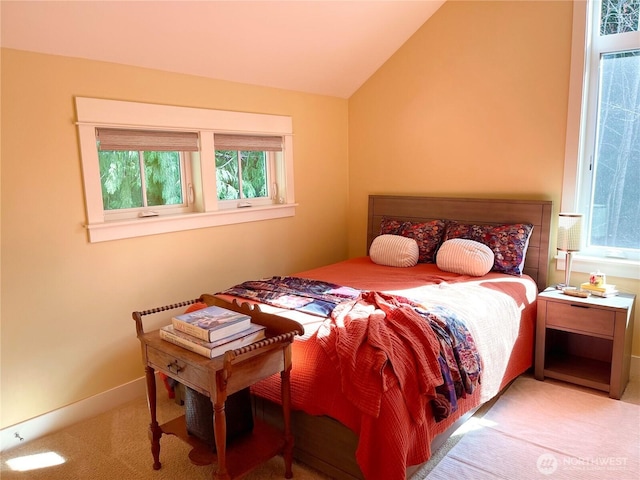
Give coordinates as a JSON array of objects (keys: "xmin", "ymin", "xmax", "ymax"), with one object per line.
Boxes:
[{"xmin": 556, "ymin": 213, "xmax": 583, "ymax": 289}]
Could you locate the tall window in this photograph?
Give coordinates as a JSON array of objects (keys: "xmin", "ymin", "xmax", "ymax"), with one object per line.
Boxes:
[{"xmin": 576, "ymin": 0, "xmax": 639, "ymax": 260}]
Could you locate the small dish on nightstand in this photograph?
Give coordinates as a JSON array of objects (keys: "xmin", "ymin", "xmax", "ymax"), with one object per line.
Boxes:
[{"xmin": 562, "ymin": 287, "xmax": 589, "ymax": 298}]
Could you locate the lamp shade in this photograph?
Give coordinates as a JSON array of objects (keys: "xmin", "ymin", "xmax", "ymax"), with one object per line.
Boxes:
[{"xmin": 557, "ymin": 213, "xmax": 583, "ymax": 252}]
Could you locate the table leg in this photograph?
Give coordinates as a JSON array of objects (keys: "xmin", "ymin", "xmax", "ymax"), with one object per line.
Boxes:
[
  {"xmin": 281, "ymin": 368, "xmax": 293, "ymax": 479},
  {"xmin": 213, "ymin": 371, "xmax": 229, "ymax": 480},
  {"xmin": 145, "ymin": 365, "xmax": 162, "ymax": 470}
]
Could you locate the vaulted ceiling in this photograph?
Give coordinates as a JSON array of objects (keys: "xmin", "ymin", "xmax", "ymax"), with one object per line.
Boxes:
[{"xmin": 0, "ymin": 1, "xmax": 445, "ymax": 98}]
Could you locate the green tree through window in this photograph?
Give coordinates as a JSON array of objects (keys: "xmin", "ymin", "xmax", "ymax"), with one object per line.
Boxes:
[
  {"xmin": 215, "ymin": 150, "xmax": 267, "ymax": 200},
  {"xmin": 98, "ymin": 150, "xmax": 183, "ymax": 210}
]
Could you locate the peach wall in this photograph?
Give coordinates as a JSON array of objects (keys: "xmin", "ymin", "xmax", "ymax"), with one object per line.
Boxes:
[
  {"xmin": 347, "ymin": 0, "xmax": 573, "ymax": 253},
  {"xmin": 0, "ymin": 49, "xmax": 349, "ymax": 428},
  {"xmin": 347, "ymin": 0, "xmax": 639, "ymax": 357},
  {"xmin": 2, "ymin": 0, "xmax": 639, "ymax": 432}
]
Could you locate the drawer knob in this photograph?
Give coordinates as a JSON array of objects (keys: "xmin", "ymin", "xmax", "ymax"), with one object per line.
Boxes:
[{"xmin": 167, "ymin": 360, "xmax": 183, "ymax": 374}]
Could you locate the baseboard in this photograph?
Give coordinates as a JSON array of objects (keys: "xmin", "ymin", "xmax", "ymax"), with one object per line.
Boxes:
[
  {"xmin": 631, "ymin": 354, "xmax": 640, "ymax": 378},
  {"xmin": 0, "ymin": 376, "xmax": 146, "ymax": 452},
  {"xmin": 2, "ymin": 355, "xmax": 639, "ymax": 453}
]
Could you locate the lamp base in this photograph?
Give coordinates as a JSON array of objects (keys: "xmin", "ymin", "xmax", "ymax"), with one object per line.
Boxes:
[{"xmin": 559, "ymin": 251, "xmax": 577, "ymax": 291}]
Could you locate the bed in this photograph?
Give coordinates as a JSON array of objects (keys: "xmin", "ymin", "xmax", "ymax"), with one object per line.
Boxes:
[{"xmin": 214, "ymin": 195, "xmax": 552, "ymax": 480}]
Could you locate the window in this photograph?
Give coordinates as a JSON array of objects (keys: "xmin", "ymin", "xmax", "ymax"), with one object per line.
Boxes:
[
  {"xmin": 96, "ymin": 128, "xmax": 197, "ymax": 220},
  {"xmin": 214, "ymin": 134, "xmax": 283, "ymax": 206},
  {"xmin": 76, "ymin": 98, "xmax": 295, "ymax": 242},
  {"xmin": 563, "ymin": 0, "xmax": 639, "ymax": 277}
]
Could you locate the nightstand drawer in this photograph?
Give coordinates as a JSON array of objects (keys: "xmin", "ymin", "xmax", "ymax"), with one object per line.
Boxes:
[
  {"xmin": 147, "ymin": 346, "xmax": 209, "ymax": 391},
  {"xmin": 546, "ymin": 301, "xmax": 614, "ymax": 337}
]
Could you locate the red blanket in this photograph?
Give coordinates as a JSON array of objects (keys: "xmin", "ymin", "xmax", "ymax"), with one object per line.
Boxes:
[
  {"xmin": 317, "ymin": 291, "xmax": 443, "ymax": 425},
  {"xmin": 315, "ymin": 291, "xmax": 481, "ymax": 479}
]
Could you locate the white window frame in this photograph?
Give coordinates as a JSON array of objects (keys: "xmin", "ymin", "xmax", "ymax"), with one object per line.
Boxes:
[
  {"xmin": 561, "ymin": 0, "xmax": 639, "ymax": 279},
  {"xmin": 76, "ymin": 97, "xmax": 296, "ymax": 243}
]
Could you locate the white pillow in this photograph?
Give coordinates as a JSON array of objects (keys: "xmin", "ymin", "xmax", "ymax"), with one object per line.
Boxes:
[
  {"xmin": 436, "ymin": 239, "xmax": 494, "ymax": 276},
  {"xmin": 370, "ymin": 234, "xmax": 419, "ymax": 267}
]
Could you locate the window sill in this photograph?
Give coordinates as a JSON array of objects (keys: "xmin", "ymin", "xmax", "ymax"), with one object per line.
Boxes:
[
  {"xmin": 85, "ymin": 203, "xmax": 297, "ymax": 243},
  {"xmin": 556, "ymin": 253, "xmax": 640, "ymax": 281}
]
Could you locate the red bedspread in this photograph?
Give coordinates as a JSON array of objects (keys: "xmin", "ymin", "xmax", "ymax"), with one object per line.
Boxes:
[
  {"xmin": 217, "ymin": 257, "xmax": 538, "ymax": 480},
  {"xmin": 318, "ymin": 291, "xmax": 444, "ymax": 423}
]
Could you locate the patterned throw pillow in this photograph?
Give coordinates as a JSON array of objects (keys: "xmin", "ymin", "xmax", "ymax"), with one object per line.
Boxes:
[
  {"xmin": 436, "ymin": 239, "xmax": 494, "ymax": 276},
  {"xmin": 370, "ymin": 234, "xmax": 420, "ymax": 267},
  {"xmin": 379, "ymin": 218, "xmax": 446, "ymax": 264},
  {"xmin": 443, "ymin": 222, "xmax": 534, "ymax": 276},
  {"xmin": 379, "ymin": 217, "xmax": 405, "ymax": 236},
  {"xmin": 400, "ymin": 220, "xmax": 446, "ymax": 263}
]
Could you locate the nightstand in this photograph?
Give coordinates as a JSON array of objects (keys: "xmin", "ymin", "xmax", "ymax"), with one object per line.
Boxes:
[{"xmin": 535, "ymin": 288, "xmax": 635, "ymax": 399}]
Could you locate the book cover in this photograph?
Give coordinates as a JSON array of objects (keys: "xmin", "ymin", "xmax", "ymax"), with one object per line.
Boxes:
[
  {"xmin": 587, "ymin": 289, "xmax": 620, "ymax": 298},
  {"xmin": 172, "ymin": 305, "xmax": 252, "ymax": 342},
  {"xmin": 580, "ymin": 282, "xmax": 617, "ymax": 293},
  {"xmin": 160, "ymin": 323, "xmax": 266, "ymax": 358}
]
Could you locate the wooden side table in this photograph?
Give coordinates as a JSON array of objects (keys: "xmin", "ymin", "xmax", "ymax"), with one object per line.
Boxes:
[
  {"xmin": 535, "ymin": 288, "xmax": 635, "ymax": 399},
  {"xmin": 133, "ymin": 294, "xmax": 304, "ymax": 480}
]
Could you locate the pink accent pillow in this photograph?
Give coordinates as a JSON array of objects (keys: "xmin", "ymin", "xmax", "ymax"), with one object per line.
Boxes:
[
  {"xmin": 436, "ymin": 239, "xmax": 494, "ymax": 276},
  {"xmin": 370, "ymin": 234, "xmax": 419, "ymax": 267}
]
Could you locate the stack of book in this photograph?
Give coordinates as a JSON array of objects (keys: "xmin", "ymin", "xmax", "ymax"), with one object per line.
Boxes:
[
  {"xmin": 579, "ymin": 282, "xmax": 619, "ymax": 298},
  {"xmin": 160, "ymin": 305, "xmax": 266, "ymax": 358}
]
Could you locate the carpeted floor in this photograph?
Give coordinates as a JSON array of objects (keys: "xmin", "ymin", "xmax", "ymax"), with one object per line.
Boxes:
[
  {"xmin": 0, "ymin": 379, "xmax": 331, "ymax": 480},
  {"xmin": 1, "ymin": 372, "xmax": 638, "ymax": 479},
  {"xmin": 423, "ymin": 376, "xmax": 640, "ymax": 479}
]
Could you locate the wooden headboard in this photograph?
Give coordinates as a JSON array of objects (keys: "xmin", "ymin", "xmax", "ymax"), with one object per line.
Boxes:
[{"xmin": 367, "ymin": 195, "xmax": 552, "ymax": 292}]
